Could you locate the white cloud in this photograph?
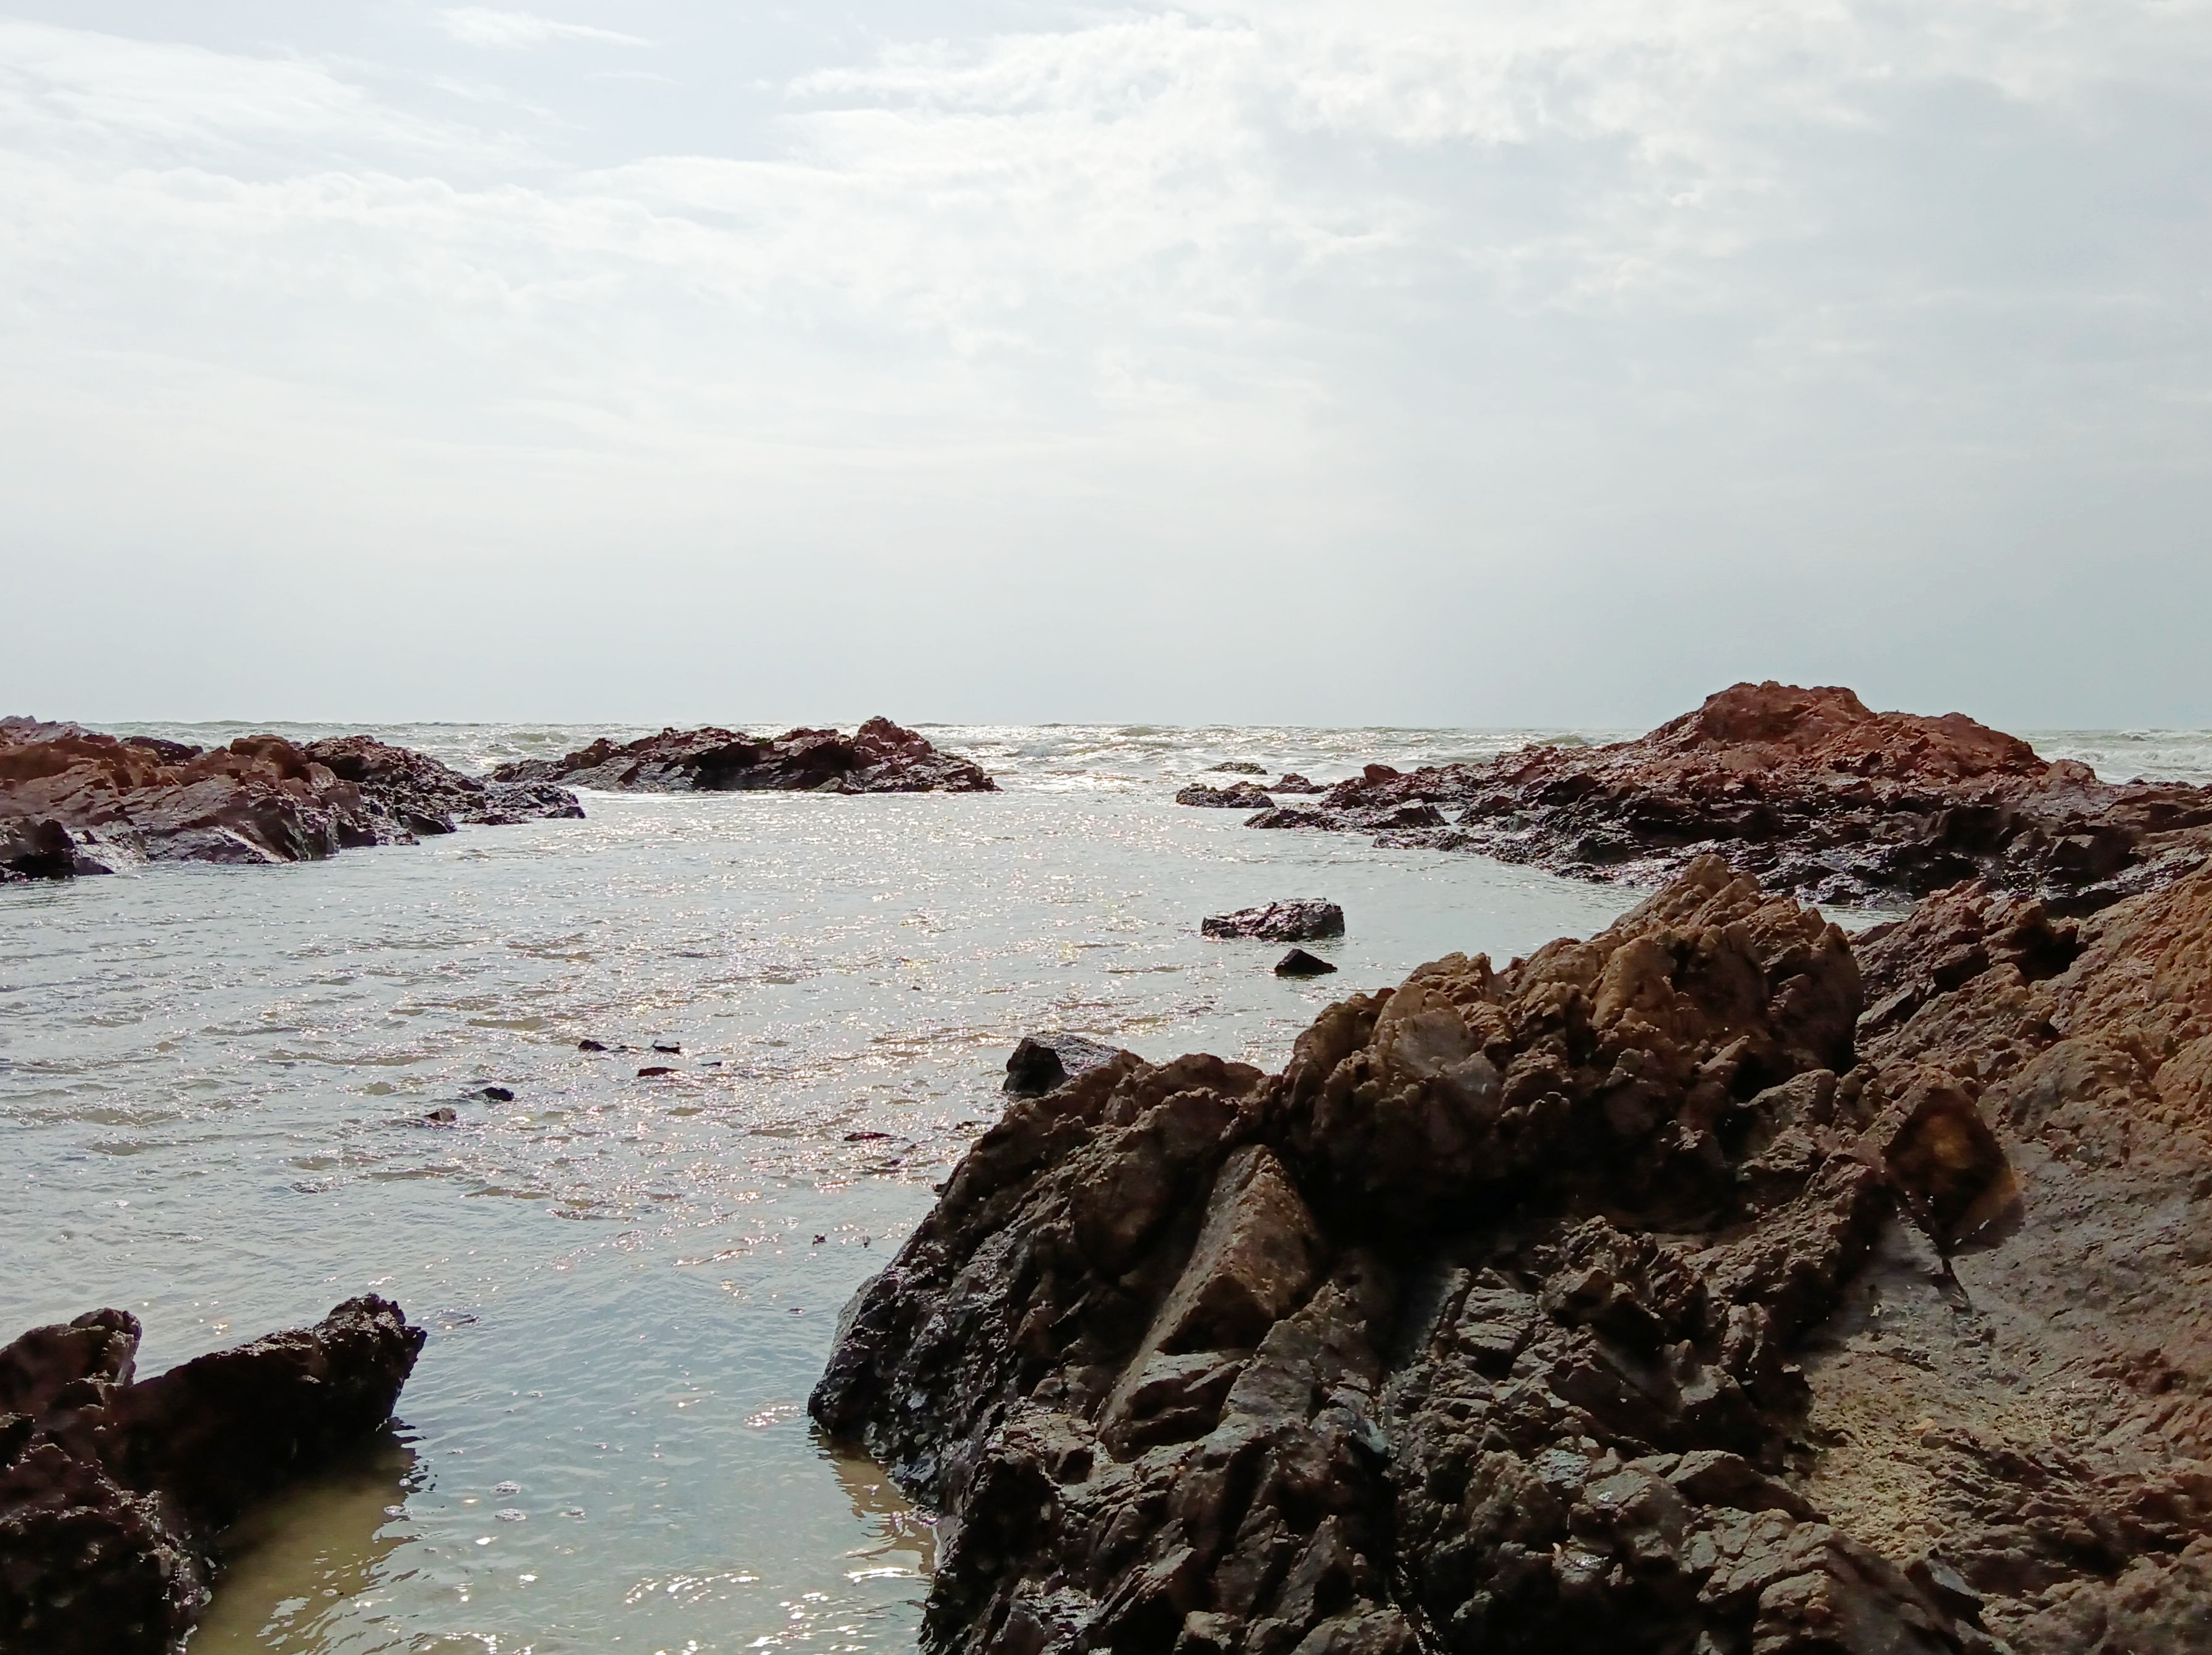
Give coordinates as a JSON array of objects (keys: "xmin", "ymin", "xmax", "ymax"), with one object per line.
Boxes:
[{"xmin": 436, "ymin": 8, "xmax": 653, "ymax": 50}]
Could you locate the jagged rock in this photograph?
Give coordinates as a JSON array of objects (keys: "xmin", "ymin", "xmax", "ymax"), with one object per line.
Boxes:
[
  {"xmin": 1272, "ymin": 774, "xmax": 1327, "ymax": 795},
  {"xmin": 1208, "ymin": 762, "xmax": 1270, "ymax": 775},
  {"xmin": 1178, "ymin": 782, "xmax": 1275, "ymax": 809},
  {"xmin": 1276, "ymin": 948, "xmax": 1338, "ymax": 977},
  {"xmin": 1005, "ymin": 1034, "xmax": 1133, "ymax": 1097},
  {"xmin": 490, "ymin": 716, "xmax": 995, "ymax": 793},
  {"xmin": 0, "ymin": 1298, "xmax": 425, "ymax": 1655},
  {"xmin": 0, "ymin": 717, "xmax": 579, "ymax": 879},
  {"xmin": 814, "ymin": 860, "xmax": 2010, "ymax": 1654},
  {"xmin": 1239, "ymin": 683, "xmax": 2212, "ymax": 911},
  {"xmin": 1203, "ymin": 901, "xmax": 1347, "ymax": 943}
]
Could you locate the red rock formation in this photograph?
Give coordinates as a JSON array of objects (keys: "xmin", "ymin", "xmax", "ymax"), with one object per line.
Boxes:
[
  {"xmin": 491, "ymin": 715, "xmax": 996, "ymax": 793},
  {"xmin": 1247, "ymin": 684, "xmax": 2212, "ymax": 912},
  {"xmin": 0, "ymin": 719, "xmax": 579, "ymax": 880}
]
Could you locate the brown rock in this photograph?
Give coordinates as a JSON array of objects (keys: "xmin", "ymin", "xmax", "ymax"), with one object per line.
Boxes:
[{"xmin": 1203, "ymin": 901, "xmax": 1346, "ymax": 942}]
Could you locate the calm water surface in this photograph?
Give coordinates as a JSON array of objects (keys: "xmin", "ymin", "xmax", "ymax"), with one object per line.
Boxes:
[{"xmin": 4, "ymin": 722, "xmax": 2206, "ymax": 1653}]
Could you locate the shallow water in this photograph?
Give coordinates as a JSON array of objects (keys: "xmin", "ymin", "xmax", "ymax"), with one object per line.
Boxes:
[{"xmin": 6, "ymin": 721, "xmax": 2208, "ymax": 1653}]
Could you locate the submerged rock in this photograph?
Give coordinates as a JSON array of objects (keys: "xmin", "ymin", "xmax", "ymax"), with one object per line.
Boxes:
[
  {"xmin": 1207, "ymin": 762, "xmax": 1270, "ymax": 775},
  {"xmin": 1202, "ymin": 899, "xmax": 1346, "ymax": 942},
  {"xmin": 1244, "ymin": 683, "xmax": 2212, "ymax": 911},
  {"xmin": 491, "ymin": 716, "xmax": 995, "ymax": 794},
  {"xmin": 0, "ymin": 718, "xmax": 580, "ymax": 880},
  {"xmin": 813, "ymin": 854, "xmax": 2212, "ymax": 1654},
  {"xmin": 0, "ymin": 1297, "xmax": 425, "ymax": 1655}
]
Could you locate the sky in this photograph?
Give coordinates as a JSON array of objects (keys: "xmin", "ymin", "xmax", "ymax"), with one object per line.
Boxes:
[{"xmin": 1, "ymin": 1, "xmax": 2208, "ymax": 729}]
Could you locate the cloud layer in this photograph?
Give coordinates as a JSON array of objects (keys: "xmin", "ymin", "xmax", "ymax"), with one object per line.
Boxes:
[{"xmin": 1, "ymin": 2, "xmax": 2207, "ymax": 725}]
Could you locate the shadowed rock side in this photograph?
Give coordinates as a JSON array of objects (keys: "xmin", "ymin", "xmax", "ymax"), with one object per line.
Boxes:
[
  {"xmin": 0, "ymin": 1296, "xmax": 425, "ymax": 1655},
  {"xmin": 0, "ymin": 718, "xmax": 580, "ymax": 881},
  {"xmin": 812, "ymin": 858, "xmax": 2036, "ymax": 1655},
  {"xmin": 491, "ymin": 716, "xmax": 997, "ymax": 793},
  {"xmin": 1245, "ymin": 683, "xmax": 2212, "ymax": 912}
]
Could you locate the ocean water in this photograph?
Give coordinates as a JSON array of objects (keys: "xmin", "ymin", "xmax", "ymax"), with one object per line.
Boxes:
[{"xmin": 5, "ymin": 722, "xmax": 2208, "ymax": 1655}]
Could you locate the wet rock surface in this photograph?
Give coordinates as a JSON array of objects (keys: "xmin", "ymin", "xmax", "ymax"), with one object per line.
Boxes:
[
  {"xmin": 0, "ymin": 1296, "xmax": 425, "ymax": 1655},
  {"xmin": 0, "ymin": 717, "xmax": 580, "ymax": 880},
  {"xmin": 817, "ymin": 855, "xmax": 2212, "ymax": 1654},
  {"xmin": 1275, "ymin": 948, "xmax": 1338, "ymax": 978},
  {"xmin": 491, "ymin": 715, "xmax": 996, "ymax": 793},
  {"xmin": 1179, "ymin": 782, "xmax": 1276, "ymax": 809},
  {"xmin": 1246, "ymin": 683, "xmax": 2212, "ymax": 911},
  {"xmin": 1203, "ymin": 901, "xmax": 1348, "ymax": 943}
]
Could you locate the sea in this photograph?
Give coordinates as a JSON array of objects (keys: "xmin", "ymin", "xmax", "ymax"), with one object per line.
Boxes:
[{"xmin": 6, "ymin": 722, "xmax": 2209, "ymax": 1655}]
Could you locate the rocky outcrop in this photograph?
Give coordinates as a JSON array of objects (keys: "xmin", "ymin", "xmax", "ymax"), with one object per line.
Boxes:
[
  {"xmin": 1203, "ymin": 901, "xmax": 1346, "ymax": 942},
  {"xmin": 1275, "ymin": 948, "xmax": 1338, "ymax": 977},
  {"xmin": 817, "ymin": 854, "xmax": 2212, "ymax": 1653},
  {"xmin": 814, "ymin": 859, "xmax": 2032, "ymax": 1654},
  {"xmin": 0, "ymin": 718, "xmax": 580, "ymax": 880},
  {"xmin": 1247, "ymin": 684, "xmax": 2212, "ymax": 912},
  {"xmin": 490, "ymin": 716, "xmax": 995, "ymax": 793},
  {"xmin": 0, "ymin": 1297, "xmax": 425, "ymax": 1654}
]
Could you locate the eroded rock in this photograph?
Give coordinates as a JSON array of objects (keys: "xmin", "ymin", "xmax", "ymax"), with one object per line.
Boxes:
[{"xmin": 1203, "ymin": 901, "xmax": 1347, "ymax": 943}]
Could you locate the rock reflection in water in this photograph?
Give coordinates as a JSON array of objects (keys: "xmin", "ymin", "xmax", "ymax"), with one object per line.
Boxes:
[
  {"xmin": 191, "ymin": 1430, "xmax": 419, "ymax": 1653},
  {"xmin": 826, "ymin": 1435, "xmax": 936, "ymax": 1584}
]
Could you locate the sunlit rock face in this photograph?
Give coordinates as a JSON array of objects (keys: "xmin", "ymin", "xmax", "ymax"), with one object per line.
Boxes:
[{"xmin": 490, "ymin": 716, "xmax": 997, "ymax": 794}]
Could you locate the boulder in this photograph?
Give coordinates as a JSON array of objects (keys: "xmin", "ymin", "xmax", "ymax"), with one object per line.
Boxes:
[
  {"xmin": 490, "ymin": 715, "xmax": 995, "ymax": 793},
  {"xmin": 1275, "ymin": 948, "xmax": 1339, "ymax": 977},
  {"xmin": 0, "ymin": 1298, "xmax": 425, "ymax": 1655},
  {"xmin": 1202, "ymin": 900, "xmax": 1346, "ymax": 942},
  {"xmin": 1236, "ymin": 683, "xmax": 2212, "ymax": 910},
  {"xmin": 1004, "ymin": 1033, "xmax": 1134, "ymax": 1097},
  {"xmin": 1271, "ymin": 773, "xmax": 1328, "ymax": 795}
]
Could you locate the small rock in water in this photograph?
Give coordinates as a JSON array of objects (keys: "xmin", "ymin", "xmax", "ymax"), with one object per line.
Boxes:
[
  {"xmin": 844, "ymin": 1130, "xmax": 893, "ymax": 1142},
  {"xmin": 423, "ymin": 1107, "xmax": 458, "ymax": 1125},
  {"xmin": 1274, "ymin": 947, "xmax": 1338, "ymax": 977},
  {"xmin": 1201, "ymin": 899, "xmax": 1346, "ymax": 941},
  {"xmin": 812, "ymin": 1234, "xmax": 827, "ymax": 1244},
  {"xmin": 636, "ymin": 1066, "xmax": 675, "ymax": 1078},
  {"xmin": 1271, "ymin": 772, "xmax": 1326, "ymax": 793},
  {"xmin": 481, "ymin": 1086, "xmax": 515, "ymax": 1103},
  {"xmin": 1206, "ymin": 761, "xmax": 1269, "ymax": 774},
  {"xmin": 1003, "ymin": 1032, "xmax": 1129, "ymax": 1097},
  {"xmin": 577, "ymin": 1039, "xmax": 607, "ymax": 1052},
  {"xmin": 493, "ymin": 1481, "xmax": 522, "ymax": 1495},
  {"xmin": 652, "ymin": 1042, "xmax": 682, "ymax": 1054},
  {"xmin": 1175, "ymin": 781, "xmax": 1273, "ymax": 808}
]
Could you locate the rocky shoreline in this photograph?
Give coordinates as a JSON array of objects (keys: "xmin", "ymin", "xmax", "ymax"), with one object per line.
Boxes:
[
  {"xmin": 1204, "ymin": 684, "xmax": 2212, "ymax": 914},
  {"xmin": 0, "ymin": 718, "xmax": 581, "ymax": 881},
  {"xmin": 491, "ymin": 715, "xmax": 996, "ymax": 794},
  {"xmin": 0, "ymin": 1298, "xmax": 425, "ymax": 1654},
  {"xmin": 812, "ymin": 852, "xmax": 2212, "ymax": 1655}
]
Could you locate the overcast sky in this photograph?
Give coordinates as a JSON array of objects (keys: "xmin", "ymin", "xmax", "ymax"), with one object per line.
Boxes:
[{"xmin": 2, "ymin": 1, "xmax": 2207, "ymax": 728}]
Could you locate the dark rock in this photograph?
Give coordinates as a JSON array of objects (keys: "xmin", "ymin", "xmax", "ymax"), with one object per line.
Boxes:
[
  {"xmin": 1239, "ymin": 683, "xmax": 2212, "ymax": 910},
  {"xmin": 812, "ymin": 860, "xmax": 2007, "ymax": 1655},
  {"xmin": 1004, "ymin": 1033, "xmax": 1133, "ymax": 1097},
  {"xmin": 1202, "ymin": 900, "xmax": 1346, "ymax": 942},
  {"xmin": 636, "ymin": 1066, "xmax": 676, "ymax": 1078},
  {"xmin": 490, "ymin": 716, "xmax": 995, "ymax": 794},
  {"xmin": 1208, "ymin": 762, "xmax": 1270, "ymax": 775},
  {"xmin": 1177, "ymin": 782, "xmax": 1274, "ymax": 809},
  {"xmin": 577, "ymin": 1039, "xmax": 607, "ymax": 1052},
  {"xmin": 0, "ymin": 718, "xmax": 579, "ymax": 878},
  {"xmin": 1275, "ymin": 948, "xmax": 1338, "ymax": 977},
  {"xmin": 653, "ymin": 1043, "xmax": 682, "ymax": 1054},
  {"xmin": 1272, "ymin": 774, "xmax": 1327, "ymax": 795},
  {"xmin": 0, "ymin": 1298, "xmax": 424, "ymax": 1655},
  {"xmin": 480, "ymin": 1086, "xmax": 514, "ymax": 1103},
  {"xmin": 423, "ymin": 1107, "xmax": 457, "ymax": 1124}
]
